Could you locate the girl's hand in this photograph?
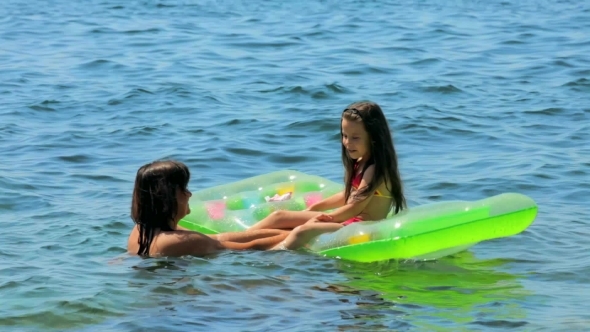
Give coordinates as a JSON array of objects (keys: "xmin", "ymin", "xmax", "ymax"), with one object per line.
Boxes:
[{"xmin": 306, "ymin": 214, "xmax": 333, "ymax": 224}]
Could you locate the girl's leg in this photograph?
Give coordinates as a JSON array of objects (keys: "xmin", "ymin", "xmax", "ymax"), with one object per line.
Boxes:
[
  {"xmin": 220, "ymin": 233, "xmax": 290, "ymax": 251},
  {"xmin": 211, "ymin": 229, "xmax": 289, "ymax": 243},
  {"xmin": 248, "ymin": 210, "xmax": 323, "ymax": 231},
  {"xmin": 272, "ymin": 223, "xmax": 343, "ymax": 250}
]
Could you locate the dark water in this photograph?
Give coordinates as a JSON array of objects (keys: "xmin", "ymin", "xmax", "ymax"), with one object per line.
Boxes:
[{"xmin": 1, "ymin": 0, "xmax": 589, "ymax": 330}]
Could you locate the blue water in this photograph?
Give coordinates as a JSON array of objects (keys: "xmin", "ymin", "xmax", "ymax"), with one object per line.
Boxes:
[{"xmin": 1, "ymin": 0, "xmax": 589, "ymax": 330}]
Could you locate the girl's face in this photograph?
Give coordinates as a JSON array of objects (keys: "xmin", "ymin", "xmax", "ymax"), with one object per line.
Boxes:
[
  {"xmin": 341, "ymin": 118, "xmax": 371, "ymax": 161},
  {"xmin": 176, "ymin": 187, "xmax": 192, "ymax": 220}
]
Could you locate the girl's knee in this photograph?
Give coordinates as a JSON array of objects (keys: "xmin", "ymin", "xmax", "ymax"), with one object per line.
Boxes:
[
  {"xmin": 291, "ymin": 225, "xmax": 309, "ymax": 237},
  {"xmin": 294, "ymin": 223, "xmax": 316, "ymax": 234},
  {"xmin": 269, "ymin": 210, "xmax": 287, "ymax": 220}
]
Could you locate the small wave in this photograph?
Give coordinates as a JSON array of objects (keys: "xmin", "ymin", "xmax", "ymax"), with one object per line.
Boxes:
[
  {"xmin": 429, "ymin": 182, "xmax": 461, "ymax": 190},
  {"xmin": 223, "ymin": 119, "xmax": 259, "ymax": 126},
  {"xmin": 259, "ymin": 84, "xmax": 346, "ymax": 99},
  {"xmin": 516, "ymin": 24, "xmax": 551, "ymax": 32},
  {"xmin": 78, "ymin": 59, "xmax": 124, "ymax": 70},
  {"xmin": 325, "ymin": 83, "xmax": 347, "ymax": 94},
  {"xmin": 523, "ymin": 107, "xmax": 565, "ymax": 115},
  {"xmin": 123, "ymin": 28, "xmax": 162, "ymax": 35},
  {"xmin": 57, "ymin": 154, "xmax": 92, "ymax": 163},
  {"xmin": 311, "ymin": 91, "xmax": 329, "ymax": 99},
  {"xmin": 56, "ymin": 299, "xmax": 124, "ymax": 318},
  {"xmin": 185, "ymin": 128, "xmax": 206, "ymax": 134},
  {"xmin": 224, "ymin": 147, "xmax": 265, "ymax": 157},
  {"xmin": 156, "ymin": 3, "xmax": 176, "ymax": 8},
  {"xmin": 285, "ymin": 119, "xmax": 336, "ymax": 133},
  {"xmin": 160, "ymin": 86, "xmax": 192, "ymax": 98},
  {"xmin": 41, "ymin": 100, "xmax": 60, "ymax": 105},
  {"xmin": 381, "ymin": 46, "xmax": 425, "ymax": 54},
  {"xmin": 470, "ymin": 320, "xmax": 528, "ymax": 328},
  {"xmin": 70, "ymin": 173, "xmax": 126, "ymax": 182},
  {"xmin": 135, "ymin": 88, "xmax": 154, "ymax": 95},
  {"xmin": 422, "ymin": 84, "xmax": 463, "ymax": 94},
  {"xmin": 227, "ymin": 41, "xmax": 301, "ymax": 49},
  {"xmin": 267, "ymin": 154, "xmax": 312, "ymax": 164},
  {"xmin": 519, "ymin": 33, "xmax": 536, "ymax": 38},
  {"xmin": 259, "ymin": 86, "xmax": 302, "ymax": 94},
  {"xmin": 108, "ymin": 88, "xmax": 155, "ymax": 105},
  {"xmin": 89, "ymin": 27, "xmax": 117, "ymax": 34},
  {"xmin": 553, "ymin": 60, "xmax": 574, "ymax": 68},
  {"xmin": 0, "ymin": 202, "xmax": 15, "ymax": 210},
  {"xmin": 128, "ymin": 125, "xmax": 169, "ymax": 136},
  {"xmin": 563, "ymin": 78, "xmax": 590, "ymax": 88},
  {"xmin": 430, "ymin": 28, "xmax": 470, "ymax": 37},
  {"xmin": 28, "ymin": 105, "xmax": 55, "ymax": 112},
  {"xmin": 56, "ymin": 84, "xmax": 75, "ymax": 90},
  {"xmin": 410, "ymin": 58, "xmax": 441, "ymax": 66},
  {"xmin": 339, "ymin": 69, "xmax": 365, "ymax": 75},
  {"xmin": 501, "ymin": 40, "xmax": 526, "ymax": 45}
]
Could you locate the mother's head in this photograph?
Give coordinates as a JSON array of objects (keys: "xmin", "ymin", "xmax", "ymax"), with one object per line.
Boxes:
[{"xmin": 131, "ymin": 160, "xmax": 191, "ymax": 255}]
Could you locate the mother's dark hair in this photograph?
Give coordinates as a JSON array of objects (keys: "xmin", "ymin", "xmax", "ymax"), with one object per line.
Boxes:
[{"xmin": 131, "ymin": 160, "xmax": 190, "ymax": 256}]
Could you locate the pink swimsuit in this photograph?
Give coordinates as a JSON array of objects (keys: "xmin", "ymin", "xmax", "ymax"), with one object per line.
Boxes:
[
  {"xmin": 342, "ymin": 164, "xmax": 365, "ymax": 226},
  {"xmin": 342, "ymin": 216, "xmax": 363, "ymax": 226}
]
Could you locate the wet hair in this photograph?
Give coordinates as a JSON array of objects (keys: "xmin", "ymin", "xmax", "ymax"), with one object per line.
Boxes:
[
  {"xmin": 131, "ymin": 160, "xmax": 190, "ymax": 256},
  {"xmin": 341, "ymin": 101, "xmax": 406, "ymax": 214}
]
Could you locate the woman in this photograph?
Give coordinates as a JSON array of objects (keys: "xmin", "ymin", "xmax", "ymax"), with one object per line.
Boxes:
[{"xmin": 127, "ymin": 160, "xmax": 289, "ymax": 257}]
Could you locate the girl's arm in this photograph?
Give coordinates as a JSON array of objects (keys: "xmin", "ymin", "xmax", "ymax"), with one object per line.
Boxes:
[
  {"xmin": 307, "ymin": 191, "xmax": 346, "ymax": 211},
  {"xmin": 322, "ymin": 165, "xmax": 377, "ymax": 222}
]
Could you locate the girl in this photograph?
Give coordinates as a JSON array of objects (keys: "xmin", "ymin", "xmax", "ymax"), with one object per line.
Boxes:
[
  {"xmin": 249, "ymin": 101, "xmax": 406, "ymax": 250},
  {"xmin": 127, "ymin": 160, "xmax": 289, "ymax": 257}
]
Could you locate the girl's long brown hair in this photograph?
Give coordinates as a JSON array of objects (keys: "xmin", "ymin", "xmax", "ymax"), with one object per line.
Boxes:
[
  {"xmin": 131, "ymin": 160, "xmax": 190, "ymax": 256},
  {"xmin": 341, "ymin": 101, "xmax": 406, "ymax": 214}
]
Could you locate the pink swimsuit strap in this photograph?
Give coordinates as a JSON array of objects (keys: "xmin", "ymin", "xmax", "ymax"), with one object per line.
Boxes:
[{"xmin": 342, "ymin": 216, "xmax": 363, "ymax": 226}]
